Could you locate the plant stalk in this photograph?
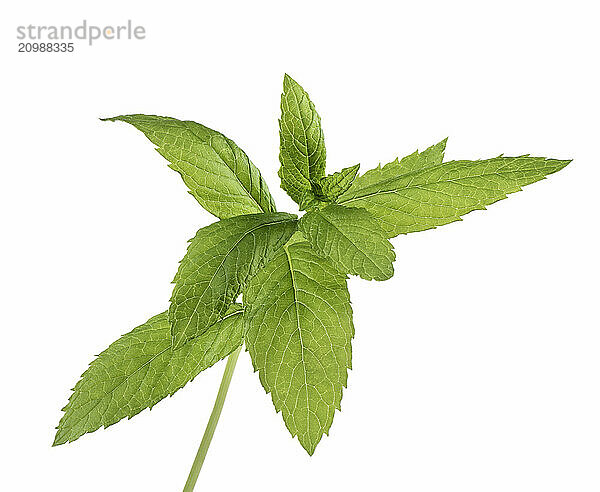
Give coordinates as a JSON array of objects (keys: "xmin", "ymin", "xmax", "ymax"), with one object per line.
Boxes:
[{"xmin": 182, "ymin": 345, "xmax": 242, "ymax": 492}]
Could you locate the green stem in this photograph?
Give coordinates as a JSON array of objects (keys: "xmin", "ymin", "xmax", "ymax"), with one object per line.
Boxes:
[{"xmin": 182, "ymin": 345, "xmax": 242, "ymax": 492}]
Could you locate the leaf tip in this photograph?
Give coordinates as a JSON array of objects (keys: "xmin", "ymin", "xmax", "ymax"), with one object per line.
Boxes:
[
  {"xmin": 555, "ymin": 158, "xmax": 573, "ymax": 171},
  {"xmin": 298, "ymin": 436, "xmax": 318, "ymax": 456},
  {"xmin": 283, "ymin": 73, "xmax": 302, "ymax": 92},
  {"xmin": 52, "ymin": 429, "xmax": 66, "ymax": 447}
]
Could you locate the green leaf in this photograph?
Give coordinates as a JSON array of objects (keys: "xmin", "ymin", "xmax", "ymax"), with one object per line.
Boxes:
[
  {"xmin": 278, "ymin": 75, "xmax": 326, "ymax": 205},
  {"xmin": 299, "ymin": 204, "xmax": 395, "ymax": 281},
  {"xmin": 103, "ymin": 115, "xmax": 277, "ymax": 219},
  {"xmin": 314, "ymin": 164, "xmax": 361, "ymax": 201},
  {"xmin": 169, "ymin": 212, "xmax": 297, "ymax": 348},
  {"xmin": 338, "ymin": 145, "xmax": 570, "ymax": 237},
  {"xmin": 53, "ymin": 305, "xmax": 244, "ymax": 446},
  {"xmin": 244, "ymin": 239, "xmax": 354, "ymax": 455}
]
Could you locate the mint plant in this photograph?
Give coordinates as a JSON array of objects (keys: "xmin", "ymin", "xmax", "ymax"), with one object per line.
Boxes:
[{"xmin": 54, "ymin": 75, "xmax": 570, "ymax": 491}]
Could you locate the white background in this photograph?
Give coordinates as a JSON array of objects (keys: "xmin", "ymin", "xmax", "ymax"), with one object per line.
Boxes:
[{"xmin": 2, "ymin": 1, "xmax": 599, "ymax": 490}]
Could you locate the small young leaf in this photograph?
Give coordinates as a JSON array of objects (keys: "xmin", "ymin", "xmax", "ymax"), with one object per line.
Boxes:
[
  {"xmin": 338, "ymin": 148, "xmax": 570, "ymax": 237},
  {"xmin": 299, "ymin": 204, "xmax": 395, "ymax": 281},
  {"xmin": 103, "ymin": 115, "xmax": 276, "ymax": 219},
  {"xmin": 279, "ymin": 75, "xmax": 326, "ymax": 205},
  {"xmin": 298, "ymin": 189, "xmax": 324, "ymax": 211},
  {"xmin": 244, "ymin": 239, "xmax": 354, "ymax": 455},
  {"xmin": 53, "ymin": 305, "xmax": 244, "ymax": 446},
  {"xmin": 299, "ymin": 165, "xmax": 360, "ymax": 211},
  {"xmin": 170, "ymin": 212, "xmax": 297, "ymax": 348},
  {"xmin": 314, "ymin": 163, "xmax": 361, "ymax": 201}
]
